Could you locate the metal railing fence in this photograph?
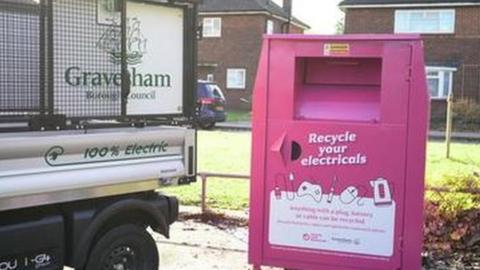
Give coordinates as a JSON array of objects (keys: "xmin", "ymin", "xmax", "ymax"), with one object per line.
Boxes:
[{"xmin": 197, "ymin": 172, "xmax": 480, "ymax": 214}]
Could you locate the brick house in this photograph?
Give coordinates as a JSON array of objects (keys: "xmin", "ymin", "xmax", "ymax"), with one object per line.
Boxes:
[
  {"xmin": 198, "ymin": 0, "xmax": 310, "ymax": 110},
  {"xmin": 339, "ymin": 0, "xmax": 480, "ymax": 120}
]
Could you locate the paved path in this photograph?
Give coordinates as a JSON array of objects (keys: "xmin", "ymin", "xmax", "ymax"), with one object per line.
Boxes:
[
  {"xmin": 216, "ymin": 121, "xmax": 252, "ymax": 131},
  {"xmin": 156, "ymin": 207, "xmax": 277, "ymax": 270},
  {"xmin": 155, "ymin": 220, "xmax": 254, "ymax": 270},
  {"xmin": 429, "ymin": 130, "xmax": 480, "ymax": 140}
]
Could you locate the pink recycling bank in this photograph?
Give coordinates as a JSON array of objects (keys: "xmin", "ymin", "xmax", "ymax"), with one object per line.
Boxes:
[{"xmin": 249, "ymin": 35, "xmax": 430, "ymax": 270}]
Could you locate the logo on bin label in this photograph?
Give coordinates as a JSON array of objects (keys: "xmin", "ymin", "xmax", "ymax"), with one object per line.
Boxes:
[
  {"xmin": 324, "ymin": 43, "xmax": 350, "ymax": 56},
  {"xmin": 303, "ymin": 233, "xmax": 325, "ymax": 243}
]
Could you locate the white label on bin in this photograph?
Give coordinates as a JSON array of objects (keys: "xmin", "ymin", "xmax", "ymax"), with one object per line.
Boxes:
[
  {"xmin": 324, "ymin": 43, "xmax": 350, "ymax": 56},
  {"xmin": 268, "ymin": 190, "xmax": 395, "ymax": 257}
]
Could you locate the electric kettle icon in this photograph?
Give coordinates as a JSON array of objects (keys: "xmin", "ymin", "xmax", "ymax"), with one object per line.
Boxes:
[{"xmin": 370, "ymin": 178, "xmax": 393, "ymax": 206}]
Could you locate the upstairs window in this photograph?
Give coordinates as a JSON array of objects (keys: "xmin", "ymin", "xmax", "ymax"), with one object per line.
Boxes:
[
  {"xmin": 266, "ymin": 20, "xmax": 275, "ymax": 34},
  {"xmin": 427, "ymin": 67, "xmax": 455, "ymax": 99},
  {"xmin": 395, "ymin": 9, "xmax": 455, "ymax": 34},
  {"xmin": 203, "ymin": 17, "xmax": 222, "ymax": 37}
]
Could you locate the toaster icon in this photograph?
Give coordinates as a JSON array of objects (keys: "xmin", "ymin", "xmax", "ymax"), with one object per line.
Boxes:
[{"xmin": 370, "ymin": 178, "xmax": 393, "ymax": 206}]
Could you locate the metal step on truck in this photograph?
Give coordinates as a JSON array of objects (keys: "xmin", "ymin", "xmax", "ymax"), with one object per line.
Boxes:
[{"xmin": 0, "ymin": 0, "xmax": 198, "ymax": 269}]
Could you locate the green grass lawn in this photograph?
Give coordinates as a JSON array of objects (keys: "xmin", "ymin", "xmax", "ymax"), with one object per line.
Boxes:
[
  {"xmin": 163, "ymin": 131, "xmax": 252, "ymax": 210},
  {"xmin": 164, "ymin": 131, "xmax": 480, "ymax": 210},
  {"xmin": 226, "ymin": 110, "xmax": 251, "ymax": 122},
  {"xmin": 426, "ymin": 141, "xmax": 480, "ymax": 185}
]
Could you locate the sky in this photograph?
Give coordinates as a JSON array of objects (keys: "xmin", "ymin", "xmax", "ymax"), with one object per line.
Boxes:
[{"xmin": 273, "ymin": 0, "xmax": 345, "ymax": 34}]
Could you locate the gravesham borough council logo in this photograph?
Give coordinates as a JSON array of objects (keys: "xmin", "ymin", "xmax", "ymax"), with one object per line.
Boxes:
[{"xmin": 96, "ymin": 0, "xmax": 147, "ymax": 65}]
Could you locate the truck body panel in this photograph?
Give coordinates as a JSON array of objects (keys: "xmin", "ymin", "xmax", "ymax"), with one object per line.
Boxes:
[{"xmin": 0, "ymin": 126, "xmax": 195, "ymax": 211}]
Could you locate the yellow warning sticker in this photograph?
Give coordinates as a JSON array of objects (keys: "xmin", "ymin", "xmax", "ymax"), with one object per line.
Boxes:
[{"xmin": 324, "ymin": 43, "xmax": 350, "ymax": 56}]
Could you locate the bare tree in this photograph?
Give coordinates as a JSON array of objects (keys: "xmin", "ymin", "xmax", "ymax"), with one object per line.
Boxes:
[{"xmin": 336, "ymin": 11, "xmax": 345, "ymax": 34}]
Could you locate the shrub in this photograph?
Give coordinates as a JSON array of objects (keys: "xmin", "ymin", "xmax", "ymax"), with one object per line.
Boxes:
[
  {"xmin": 452, "ymin": 99, "xmax": 480, "ymax": 130},
  {"xmin": 424, "ymin": 172, "xmax": 480, "ymax": 267},
  {"xmin": 428, "ymin": 172, "xmax": 480, "ymax": 216}
]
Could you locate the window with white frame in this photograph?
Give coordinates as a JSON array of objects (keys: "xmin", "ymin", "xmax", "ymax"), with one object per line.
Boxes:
[
  {"xmin": 267, "ymin": 20, "xmax": 275, "ymax": 34},
  {"xmin": 426, "ymin": 67, "xmax": 455, "ymax": 99},
  {"xmin": 203, "ymin": 17, "xmax": 222, "ymax": 37},
  {"xmin": 207, "ymin": 74, "xmax": 214, "ymax": 82},
  {"xmin": 395, "ymin": 9, "xmax": 455, "ymax": 34},
  {"xmin": 227, "ymin": 69, "xmax": 246, "ymax": 89}
]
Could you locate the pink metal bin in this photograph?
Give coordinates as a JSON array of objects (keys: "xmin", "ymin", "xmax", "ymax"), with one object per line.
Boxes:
[{"xmin": 249, "ymin": 35, "xmax": 430, "ymax": 270}]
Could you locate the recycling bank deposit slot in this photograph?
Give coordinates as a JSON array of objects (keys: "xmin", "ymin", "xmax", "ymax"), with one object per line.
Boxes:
[{"xmin": 249, "ymin": 35, "xmax": 429, "ymax": 270}]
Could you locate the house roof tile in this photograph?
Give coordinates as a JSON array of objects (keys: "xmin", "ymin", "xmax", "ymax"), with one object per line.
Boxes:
[
  {"xmin": 199, "ymin": 0, "xmax": 310, "ymax": 29},
  {"xmin": 340, "ymin": 0, "xmax": 480, "ymax": 6},
  {"xmin": 0, "ymin": 0, "xmax": 38, "ymax": 4}
]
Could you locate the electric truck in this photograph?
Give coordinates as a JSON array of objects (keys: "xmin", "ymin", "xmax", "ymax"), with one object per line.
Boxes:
[{"xmin": 0, "ymin": 0, "xmax": 199, "ymax": 269}]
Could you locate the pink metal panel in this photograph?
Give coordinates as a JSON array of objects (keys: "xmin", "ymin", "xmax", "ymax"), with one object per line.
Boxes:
[{"xmin": 249, "ymin": 35, "xmax": 429, "ymax": 270}]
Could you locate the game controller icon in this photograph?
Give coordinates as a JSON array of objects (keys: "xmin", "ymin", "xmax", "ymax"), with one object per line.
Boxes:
[{"xmin": 297, "ymin": 181, "xmax": 323, "ymax": 202}]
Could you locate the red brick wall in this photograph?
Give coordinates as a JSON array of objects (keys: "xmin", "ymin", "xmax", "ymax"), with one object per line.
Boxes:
[
  {"xmin": 289, "ymin": 24, "xmax": 304, "ymax": 34},
  {"xmin": 198, "ymin": 14, "xmax": 304, "ymax": 110},
  {"xmin": 344, "ymin": 7, "xmax": 480, "ymax": 120},
  {"xmin": 345, "ymin": 8, "xmax": 394, "ymax": 33}
]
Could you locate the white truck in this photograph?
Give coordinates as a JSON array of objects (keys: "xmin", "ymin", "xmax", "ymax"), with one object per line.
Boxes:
[{"xmin": 0, "ymin": 0, "xmax": 198, "ymax": 269}]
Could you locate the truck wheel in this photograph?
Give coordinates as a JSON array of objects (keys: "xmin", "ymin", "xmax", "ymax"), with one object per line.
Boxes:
[
  {"xmin": 84, "ymin": 224, "xmax": 159, "ymax": 270},
  {"xmin": 199, "ymin": 121, "xmax": 215, "ymax": 130}
]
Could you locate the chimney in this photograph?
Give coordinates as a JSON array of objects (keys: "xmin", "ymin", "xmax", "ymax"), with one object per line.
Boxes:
[
  {"xmin": 282, "ymin": 0, "xmax": 292, "ymax": 33},
  {"xmin": 283, "ymin": 0, "xmax": 292, "ymax": 16}
]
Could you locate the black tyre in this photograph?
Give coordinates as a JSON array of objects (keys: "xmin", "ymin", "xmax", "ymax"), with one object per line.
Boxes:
[
  {"xmin": 84, "ymin": 224, "xmax": 159, "ymax": 270},
  {"xmin": 199, "ymin": 121, "xmax": 216, "ymax": 130}
]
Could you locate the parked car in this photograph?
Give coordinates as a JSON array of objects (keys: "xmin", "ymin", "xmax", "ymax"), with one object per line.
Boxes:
[{"xmin": 197, "ymin": 81, "xmax": 227, "ymax": 129}]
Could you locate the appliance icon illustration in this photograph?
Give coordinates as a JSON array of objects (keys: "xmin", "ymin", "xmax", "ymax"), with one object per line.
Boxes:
[
  {"xmin": 297, "ymin": 181, "xmax": 323, "ymax": 202},
  {"xmin": 370, "ymin": 178, "xmax": 393, "ymax": 206},
  {"xmin": 273, "ymin": 173, "xmax": 296, "ymax": 200},
  {"xmin": 274, "ymin": 174, "xmax": 284, "ymax": 200},
  {"xmin": 326, "ymin": 176, "xmax": 338, "ymax": 204},
  {"xmin": 339, "ymin": 186, "xmax": 359, "ymax": 205},
  {"xmin": 286, "ymin": 173, "xmax": 296, "ymax": 200}
]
